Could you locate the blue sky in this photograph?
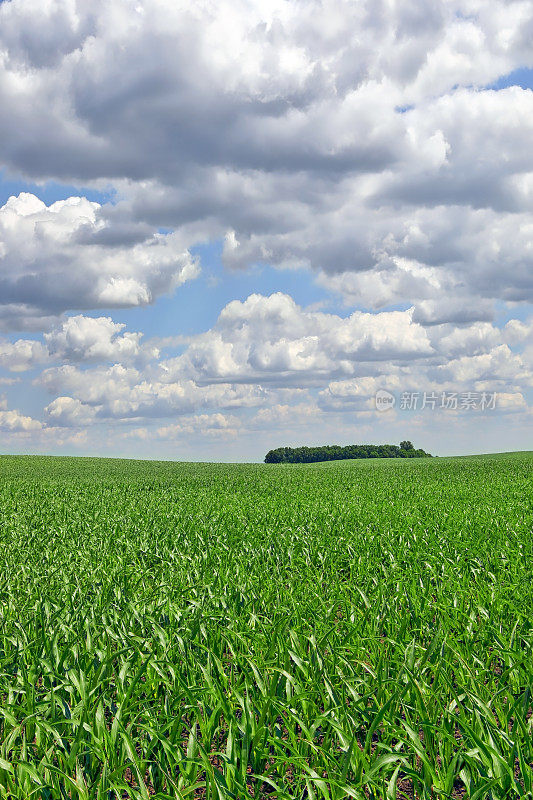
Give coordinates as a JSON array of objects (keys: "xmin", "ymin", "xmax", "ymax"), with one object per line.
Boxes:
[{"xmin": 0, "ymin": 0, "xmax": 532, "ymax": 460}]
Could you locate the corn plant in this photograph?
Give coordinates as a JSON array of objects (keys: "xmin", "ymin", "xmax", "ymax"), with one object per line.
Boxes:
[{"xmin": 0, "ymin": 452, "xmax": 531, "ymax": 798}]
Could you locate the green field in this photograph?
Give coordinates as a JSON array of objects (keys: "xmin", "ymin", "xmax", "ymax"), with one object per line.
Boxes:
[{"xmin": 0, "ymin": 453, "xmax": 532, "ymax": 799}]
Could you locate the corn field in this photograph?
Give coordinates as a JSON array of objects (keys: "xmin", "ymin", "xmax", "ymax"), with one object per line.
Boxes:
[{"xmin": 0, "ymin": 453, "xmax": 532, "ymax": 799}]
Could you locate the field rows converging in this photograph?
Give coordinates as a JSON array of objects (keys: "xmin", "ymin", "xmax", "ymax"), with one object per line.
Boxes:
[{"xmin": 0, "ymin": 453, "xmax": 532, "ymax": 799}]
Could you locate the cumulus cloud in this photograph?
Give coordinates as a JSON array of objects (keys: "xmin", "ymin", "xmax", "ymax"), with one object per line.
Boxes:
[
  {"xmin": 251, "ymin": 402, "xmax": 319, "ymax": 426},
  {"xmin": 0, "ymin": 0, "xmax": 532, "ymax": 452},
  {"xmin": 44, "ymin": 396, "xmax": 97, "ymax": 427},
  {"xmin": 229, "ymin": 200, "xmax": 533, "ymax": 314},
  {"xmin": 0, "ymin": 406, "xmax": 42, "ymax": 432},
  {"xmin": 496, "ymin": 392, "xmax": 529, "ymax": 411},
  {"xmin": 157, "ymin": 413, "xmax": 239, "ymax": 440},
  {"xmin": 0, "ymin": 315, "xmax": 156, "ymax": 371},
  {"xmin": 0, "ymin": 1, "xmax": 531, "ymax": 329},
  {"xmin": 318, "ymin": 376, "xmax": 403, "ymax": 412},
  {"xmin": 436, "ymin": 344, "xmax": 530, "ymax": 387},
  {"xmin": 44, "ymin": 315, "xmax": 155, "ymax": 363},
  {"xmin": 0, "ymin": 194, "xmax": 199, "ymax": 330},
  {"xmin": 0, "ymin": 337, "xmax": 48, "ymax": 371},
  {"xmin": 0, "ymin": 0, "xmax": 531, "ymax": 180},
  {"xmin": 37, "ymin": 363, "xmax": 267, "ymax": 420},
  {"xmin": 161, "ymin": 293, "xmax": 434, "ymax": 385},
  {"xmin": 28, "ymin": 294, "xmax": 531, "ymax": 433}
]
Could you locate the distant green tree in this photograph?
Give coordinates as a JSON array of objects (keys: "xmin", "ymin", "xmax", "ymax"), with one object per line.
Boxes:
[{"xmin": 264, "ymin": 442, "xmax": 431, "ymax": 464}]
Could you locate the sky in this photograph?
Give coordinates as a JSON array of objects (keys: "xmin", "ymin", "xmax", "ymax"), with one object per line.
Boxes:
[{"xmin": 0, "ymin": 0, "xmax": 532, "ymax": 461}]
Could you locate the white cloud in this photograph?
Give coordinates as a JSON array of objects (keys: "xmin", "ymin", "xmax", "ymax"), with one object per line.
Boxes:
[
  {"xmin": 318, "ymin": 376, "xmax": 402, "ymax": 412},
  {"xmin": 37, "ymin": 363, "xmax": 267, "ymax": 419},
  {"xmin": 0, "ymin": 337, "xmax": 48, "ymax": 371},
  {"xmin": 44, "ymin": 396, "xmax": 97, "ymax": 427},
  {"xmin": 44, "ymin": 315, "xmax": 154, "ymax": 363},
  {"xmin": 157, "ymin": 413, "xmax": 239, "ymax": 439},
  {"xmin": 0, "ymin": 194, "xmax": 199, "ymax": 330},
  {"xmin": 0, "ymin": 1, "xmax": 530, "ymax": 330},
  {"xmin": 0, "ymin": 407, "xmax": 42, "ymax": 432},
  {"xmin": 496, "ymin": 392, "xmax": 528, "ymax": 411},
  {"xmin": 29, "ymin": 295, "xmax": 532, "ymax": 435},
  {"xmin": 431, "ymin": 322, "xmax": 503, "ymax": 358},
  {"xmin": 0, "ymin": 315, "xmax": 155, "ymax": 372},
  {"xmin": 1, "ymin": 0, "xmax": 531, "ymax": 180},
  {"xmin": 161, "ymin": 293, "xmax": 434, "ymax": 385},
  {"xmin": 227, "ymin": 200, "xmax": 533, "ymax": 315},
  {"xmin": 436, "ymin": 344, "xmax": 530, "ymax": 387},
  {"xmin": 251, "ymin": 402, "xmax": 319, "ymax": 426},
  {"xmin": 0, "ymin": 0, "xmax": 532, "ymax": 454}
]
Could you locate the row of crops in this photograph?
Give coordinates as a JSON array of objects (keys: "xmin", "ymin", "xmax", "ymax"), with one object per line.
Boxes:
[{"xmin": 0, "ymin": 452, "xmax": 532, "ymax": 798}]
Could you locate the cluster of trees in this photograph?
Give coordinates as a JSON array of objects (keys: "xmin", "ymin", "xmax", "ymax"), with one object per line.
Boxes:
[{"xmin": 264, "ymin": 441, "xmax": 432, "ymax": 463}]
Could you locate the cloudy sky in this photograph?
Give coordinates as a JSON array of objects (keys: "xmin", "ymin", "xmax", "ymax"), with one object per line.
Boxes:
[{"xmin": 0, "ymin": 0, "xmax": 532, "ymax": 460}]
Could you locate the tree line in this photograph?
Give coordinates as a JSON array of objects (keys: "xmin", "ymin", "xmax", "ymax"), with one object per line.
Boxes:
[{"xmin": 264, "ymin": 440, "xmax": 432, "ymax": 463}]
